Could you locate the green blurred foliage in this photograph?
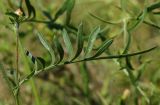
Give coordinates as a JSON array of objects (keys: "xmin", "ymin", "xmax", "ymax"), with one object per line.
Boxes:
[{"xmin": 0, "ymin": 0, "xmax": 160, "ymax": 105}]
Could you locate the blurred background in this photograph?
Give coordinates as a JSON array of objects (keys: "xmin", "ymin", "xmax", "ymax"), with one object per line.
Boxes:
[{"xmin": 0, "ymin": 0, "xmax": 160, "ymax": 105}]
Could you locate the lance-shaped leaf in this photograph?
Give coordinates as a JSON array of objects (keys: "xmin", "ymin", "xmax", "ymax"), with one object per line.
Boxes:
[
  {"xmin": 54, "ymin": 37, "xmax": 64, "ymax": 64},
  {"xmin": 66, "ymin": 0, "xmax": 75, "ymax": 24},
  {"xmin": 84, "ymin": 26, "xmax": 101, "ymax": 58},
  {"xmin": 54, "ymin": 0, "xmax": 75, "ymax": 24},
  {"xmin": 54, "ymin": 0, "xmax": 68, "ymax": 21},
  {"xmin": 91, "ymin": 39, "xmax": 113, "ymax": 58},
  {"xmin": 36, "ymin": 57, "xmax": 46, "ymax": 70},
  {"xmin": 147, "ymin": 1, "xmax": 160, "ymax": 12},
  {"xmin": 37, "ymin": 32, "xmax": 55, "ymax": 65},
  {"xmin": 128, "ymin": 8, "xmax": 147, "ymax": 31},
  {"xmin": 62, "ymin": 29, "xmax": 74, "ymax": 61},
  {"xmin": 72, "ymin": 23, "xmax": 84, "ymax": 61},
  {"xmin": 25, "ymin": 0, "xmax": 36, "ymax": 18},
  {"xmin": 43, "ymin": 11, "xmax": 53, "ymax": 21},
  {"xmin": 67, "ymin": 0, "xmax": 75, "ymax": 12}
]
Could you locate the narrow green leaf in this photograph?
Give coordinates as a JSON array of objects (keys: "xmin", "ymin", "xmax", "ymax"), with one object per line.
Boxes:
[
  {"xmin": 62, "ymin": 29, "xmax": 74, "ymax": 61},
  {"xmin": 54, "ymin": 0, "xmax": 68, "ymax": 21},
  {"xmin": 43, "ymin": 11, "xmax": 53, "ymax": 21},
  {"xmin": 66, "ymin": 0, "xmax": 75, "ymax": 24},
  {"xmin": 36, "ymin": 57, "xmax": 46, "ymax": 69},
  {"xmin": 89, "ymin": 13, "xmax": 117, "ymax": 25},
  {"xmin": 84, "ymin": 26, "xmax": 101, "ymax": 58},
  {"xmin": 54, "ymin": 37, "xmax": 64, "ymax": 63},
  {"xmin": 37, "ymin": 32, "xmax": 50, "ymax": 51},
  {"xmin": 37, "ymin": 32, "xmax": 55, "ymax": 64},
  {"xmin": 92, "ymin": 39, "xmax": 113, "ymax": 58},
  {"xmin": 9, "ymin": 17, "xmax": 15, "ymax": 23},
  {"xmin": 152, "ymin": 11, "xmax": 160, "ymax": 15},
  {"xmin": 72, "ymin": 23, "xmax": 84, "ymax": 61},
  {"xmin": 25, "ymin": 0, "xmax": 36, "ymax": 18},
  {"xmin": 67, "ymin": 0, "xmax": 75, "ymax": 12},
  {"xmin": 80, "ymin": 62, "xmax": 90, "ymax": 97},
  {"xmin": 54, "ymin": 0, "xmax": 75, "ymax": 23},
  {"xmin": 128, "ymin": 8, "xmax": 147, "ymax": 31},
  {"xmin": 147, "ymin": 1, "xmax": 160, "ymax": 12}
]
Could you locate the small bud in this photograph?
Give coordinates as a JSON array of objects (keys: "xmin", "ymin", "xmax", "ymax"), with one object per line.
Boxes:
[
  {"xmin": 14, "ymin": 8, "xmax": 23, "ymax": 16},
  {"xmin": 122, "ymin": 89, "xmax": 130, "ymax": 100}
]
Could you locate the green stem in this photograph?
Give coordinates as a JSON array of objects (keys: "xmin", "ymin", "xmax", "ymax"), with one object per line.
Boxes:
[
  {"xmin": 14, "ymin": 23, "xmax": 20, "ymax": 105},
  {"xmin": 15, "ymin": 23, "xmax": 19, "ymax": 88},
  {"xmin": 14, "ymin": 23, "xmax": 41, "ymax": 105},
  {"xmin": 15, "ymin": 90, "xmax": 20, "ymax": 105}
]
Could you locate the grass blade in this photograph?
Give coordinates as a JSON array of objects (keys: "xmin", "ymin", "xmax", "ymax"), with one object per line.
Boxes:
[
  {"xmin": 80, "ymin": 62, "xmax": 90, "ymax": 97},
  {"xmin": 120, "ymin": 0, "xmax": 127, "ymax": 11},
  {"xmin": 92, "ymin": 39, "xmax": 113, "ymax": 58},
  {"xmin": 42, "ymin": 11, "xmax": 53, "ymax": 21},
  {"xmin": 84, "ymin": 26, "xmax": 101, "ymax": 58},
  {"xmin": 37, "ymin": 32, "xmax": 55, "ymax": 65},
  {"xmin": 72, "ymin": 23, "xmax": 84, "ymax": 61},
  {"xmin": 62, "ymin": 29, "xmax": 74, "ymax": 61}
]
